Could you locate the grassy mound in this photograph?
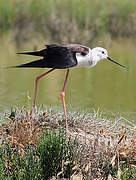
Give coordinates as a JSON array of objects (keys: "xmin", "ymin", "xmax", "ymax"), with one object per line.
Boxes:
[{"xmin": 0, "ymin": 108, "xmax": 136, "ymax": 179}]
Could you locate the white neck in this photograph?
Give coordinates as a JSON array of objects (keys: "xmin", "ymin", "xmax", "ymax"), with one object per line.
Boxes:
[
  {"xmin": 91, "ymin": 49, "xmax": 102, "ymax": 63},
  {"xmin": 76, "ymin": 48, "xmax": 94, "ymax": 68}
]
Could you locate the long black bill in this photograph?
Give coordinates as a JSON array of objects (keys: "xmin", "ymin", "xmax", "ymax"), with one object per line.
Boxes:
[{"xmin": 107, "ymin": 57, "xmax": 125, "ymax": 68}]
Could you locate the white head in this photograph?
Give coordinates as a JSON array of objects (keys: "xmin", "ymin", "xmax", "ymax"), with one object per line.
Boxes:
[
  {"xmin": 91, "ymin": 47, "xmax": 125, "ymax": 68},
  {"xmin": 92, "ymin": 47, "xmax": 108, "ymax": 62}
]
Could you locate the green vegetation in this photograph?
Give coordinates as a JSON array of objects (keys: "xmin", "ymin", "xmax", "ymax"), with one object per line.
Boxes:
[
  {"xmin": 39, "ymin": 129, "xmax": 78, "ymax": 179},
  {"xmin": 0, "ymin": 129, "xmax": 79, "ymax": 179},
  {"xmin": 0, "ymin": 108, "xmax": 136, "ymax": 179},
  {"xmin": 0, "ymin": 0, "xmax": 136, "ymax": 45}
]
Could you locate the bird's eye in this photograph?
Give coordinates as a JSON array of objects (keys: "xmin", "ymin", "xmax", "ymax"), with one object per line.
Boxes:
[{"xmin": 102, "ymin": 51, "xmax": 104, "ymax": 54}]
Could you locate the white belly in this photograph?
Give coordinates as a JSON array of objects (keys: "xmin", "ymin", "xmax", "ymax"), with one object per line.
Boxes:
[{"xmin": 75, "ymin": 49, "xmax": 96, "ymax": 68}]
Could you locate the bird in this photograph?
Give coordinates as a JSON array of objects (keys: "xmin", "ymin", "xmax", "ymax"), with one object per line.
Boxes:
[{"xmin": 15, "ymin": 44, "xmax": 125, "ymax": 130}]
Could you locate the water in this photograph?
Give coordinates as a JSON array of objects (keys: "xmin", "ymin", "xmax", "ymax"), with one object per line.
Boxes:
[{"xmin": 0, "ymin": 38, "xmax": 136, "ymax": 120}]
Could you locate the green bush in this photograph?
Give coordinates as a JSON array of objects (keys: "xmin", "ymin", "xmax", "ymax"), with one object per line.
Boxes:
[
  {"xmin": 0, "ymin": 129, "xmax": 78, "ymax": 179},
  {"xmin": 38, "ymin": 129, "xmax": 78, "ymax": 179}
]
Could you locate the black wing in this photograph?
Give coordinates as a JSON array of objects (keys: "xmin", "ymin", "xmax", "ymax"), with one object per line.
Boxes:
[
  {"xmin": 44, "ymin": 44, "xmax": 78, "ymax": 69},
  {"xmin": 15, "ymin": 44, "xmax": 89, "ymax": 69}
]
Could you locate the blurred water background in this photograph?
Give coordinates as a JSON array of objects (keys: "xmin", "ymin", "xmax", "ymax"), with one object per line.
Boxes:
[{"xmin": 0, "ymin": 0, "xmax": 136, "ymax": 121}]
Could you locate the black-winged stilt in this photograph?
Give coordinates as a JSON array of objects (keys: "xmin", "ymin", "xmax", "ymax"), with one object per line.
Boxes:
[{"xmin": 15, "ymin": 44, "xmax": 125, "ymax": 130}]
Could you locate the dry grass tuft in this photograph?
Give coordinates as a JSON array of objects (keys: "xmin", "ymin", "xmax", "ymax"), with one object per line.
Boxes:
[{"xmin": 0, "ymin": 108, "xmax": 50, "ymax": 155}]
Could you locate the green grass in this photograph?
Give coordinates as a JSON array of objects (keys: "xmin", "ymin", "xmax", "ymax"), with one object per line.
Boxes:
[
  {"xmin": 0, "ymin": 129, "xmax": 79, "ymax": 179},
  {"xmin": 0, "ymin": 0, "xmax": 136, "ymax": 44},
  {"xmin": 38, "ymin": 129, "xmax": 78, "ymax": 179}
]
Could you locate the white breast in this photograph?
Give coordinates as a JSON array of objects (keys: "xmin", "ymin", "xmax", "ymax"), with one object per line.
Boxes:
[{"xmin": 75, "ymin": 48, "xmax": 96, "ymax": 68}]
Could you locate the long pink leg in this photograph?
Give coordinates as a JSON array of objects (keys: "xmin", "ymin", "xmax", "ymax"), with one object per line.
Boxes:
[
  {"xmin": 33, "ymin": 68, "xmax": 55, "ymax": 107},
  {"xmin": 61, "ymin": 69, "xmax": 70, "ymax": 130},
  {"xmin": 30, "ymin": 68, "xmax": 55, "ymax": 127}
]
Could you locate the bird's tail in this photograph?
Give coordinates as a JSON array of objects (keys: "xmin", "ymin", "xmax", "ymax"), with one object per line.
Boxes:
[
  {"xmin": 10, "ymin": 59, "xmax": 47, "ymax": 68},
  {"xmin": 17, "ymin": 49, "xmax": 46, "ymax": 57},
  {"xmin": 7, "ymin": 49, "xmax": 48, "ymax": 68}
]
